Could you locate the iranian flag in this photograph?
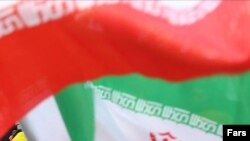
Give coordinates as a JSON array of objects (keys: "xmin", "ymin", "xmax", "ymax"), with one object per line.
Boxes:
[{"xmin": 0, "ymin": 1, "xmax": 249, "ymax": 141}]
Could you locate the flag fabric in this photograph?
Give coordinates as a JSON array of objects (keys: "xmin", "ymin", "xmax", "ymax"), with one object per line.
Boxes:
[
  {"xmin": 55, "ymin": 74, "xmax": 250, "ymax": 141},
  {"xmin": 0, "ymin": 1, "xmax": 249, "ymax": 140},
  {"xmin": 20, "ymin": 73, "xmax": 250, "ymax": 141}
]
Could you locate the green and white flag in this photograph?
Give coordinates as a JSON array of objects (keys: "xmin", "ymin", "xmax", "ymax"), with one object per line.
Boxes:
[{"xmin": 22, "ymin": 74, "xmax": 250, "ymax": 141}]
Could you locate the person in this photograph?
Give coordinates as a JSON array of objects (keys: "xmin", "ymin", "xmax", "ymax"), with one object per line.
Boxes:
[
  {"xmin": 0, "ymin": 123, "xmax": 27, "ymax": 141},
  {"xmin": 9, "ymin": 130, "xmax": 27, "ymax": 141}
]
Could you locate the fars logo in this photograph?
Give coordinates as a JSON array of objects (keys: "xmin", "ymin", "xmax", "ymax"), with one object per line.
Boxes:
[{"xmin": 130, "ymin": 0, "xmax": 222, "ymax": 26}]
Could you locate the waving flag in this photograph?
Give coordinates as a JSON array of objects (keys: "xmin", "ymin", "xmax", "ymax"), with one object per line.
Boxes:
[{"xmin": 0, "ymin": 1, "xmax": 249, "ymax": 140}]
